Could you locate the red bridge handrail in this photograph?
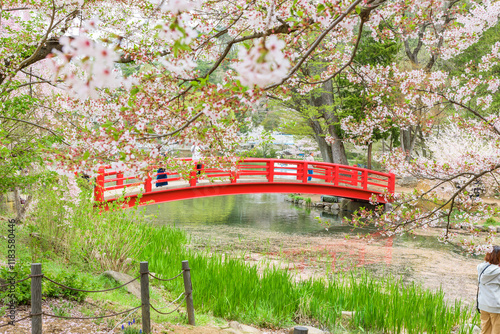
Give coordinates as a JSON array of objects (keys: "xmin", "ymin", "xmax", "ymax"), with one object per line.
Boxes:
[{"xmin": 94, "ymin": 158, "xmax": 395, "ymax": 205}]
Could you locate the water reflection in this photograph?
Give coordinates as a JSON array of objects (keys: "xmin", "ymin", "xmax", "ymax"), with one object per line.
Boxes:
[
  {"xmin": 144, "ymin": 193, "xmax": 480, "ymax": 256},
  {"xmin": 145, "ymin": 193, "xmax": 344, "ymax": 234}
]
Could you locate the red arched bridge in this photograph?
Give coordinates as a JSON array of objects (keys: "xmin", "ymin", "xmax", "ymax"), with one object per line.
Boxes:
[{"xmin": 94, "ymin": 158, "xmax": 395, "ymax": 209}]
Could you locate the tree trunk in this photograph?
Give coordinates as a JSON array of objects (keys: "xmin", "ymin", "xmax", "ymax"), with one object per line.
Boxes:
[
  {"xmin": 310, "ymin": 80, "xmax": 348, "ymax": 165},
  {"xmin": 324, "ymin": 113, "xmax": 348, "ymax": 165},
  {"xmin": 14, "ymin": 187, "xmax": 32, "ymax": 222},
  {"xmin": 309, "ymin": 119, "xmax": 333, "ymax": 163}
]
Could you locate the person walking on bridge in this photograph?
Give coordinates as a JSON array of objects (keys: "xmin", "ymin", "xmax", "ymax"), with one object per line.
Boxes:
[
  {"xmin": 305, "ymin": 152, "xmax": 314, "ymax": 181},
  {"xmin": 191, "ymin": 144, "xmax": 204, "ymax": 182}
]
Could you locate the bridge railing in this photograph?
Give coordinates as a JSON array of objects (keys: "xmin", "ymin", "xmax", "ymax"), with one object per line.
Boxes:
[{"xmin": 94, "ymin": 158, "xmax": 395, "ymax": 202}]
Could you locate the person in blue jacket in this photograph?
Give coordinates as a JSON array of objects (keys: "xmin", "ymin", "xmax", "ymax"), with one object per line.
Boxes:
[{"xmin": 477, "ymin": 246, "xmax": 500, "ymax": 334}]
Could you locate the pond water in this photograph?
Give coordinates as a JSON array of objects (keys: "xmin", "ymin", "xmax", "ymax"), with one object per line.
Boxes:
[{"xmin": 144, "ymin": 193, "xmax": 461, "ymax": 253}]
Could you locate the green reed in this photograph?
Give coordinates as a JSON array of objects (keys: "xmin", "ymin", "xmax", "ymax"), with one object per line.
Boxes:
[{"xmin": 140, "ymin": 224, "xmax": 477, "ymax": 333}]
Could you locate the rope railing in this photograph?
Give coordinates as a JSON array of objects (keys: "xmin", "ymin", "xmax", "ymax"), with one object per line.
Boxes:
[
  {"xmin": 150, "ymin": 299, "xmax": 185, "ymax": 315},
  {"xmin": 0, "ymin": 275, "xmax": 31, "ymax": 288},
  {"xmin": 42, "ymin": 274, "xmax": 140, "ymax": 293},
  {"xmin": 148, "ymin": 270, "xmax": 184, "ymax": 282},
  {"xmin": 42, "ymin": 306, "xmax": 142, "ymax": 320},
  {"xmin": 0, "ymin": 314, "xmax": 31, "ymax": 328},
  {"xmin": 1, "ymin": 260, "xmax": 195, "ymax": 334}
]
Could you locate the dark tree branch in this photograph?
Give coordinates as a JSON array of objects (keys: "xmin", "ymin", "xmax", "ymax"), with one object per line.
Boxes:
[
  {"xmin": 265, "ymin": 0, "xmax": 372, "ymax": 90},
  {"xmin": 0, "ymin": 116, "xmax": 69, "ymax": 145},
  {"xmin": 299, "ymin": 7, "xmax": 372, "ymax": 85}
]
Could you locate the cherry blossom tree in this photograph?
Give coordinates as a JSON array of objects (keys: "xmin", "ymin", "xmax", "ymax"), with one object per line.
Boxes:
[{"xmin": 1, "ymin": 0, "xmax": 499, "ymax": 250}]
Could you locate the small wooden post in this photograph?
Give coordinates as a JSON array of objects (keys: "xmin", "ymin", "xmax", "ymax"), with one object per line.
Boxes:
[
  {"xmin": 31, "ymin": 263, "xmax": 42, "ymax": 334},
  {"xmin": 182, "ymin": 260, "xmax": 195, "ymax": 326},
  {"xmin": 293, "ymin": 326, "xmax": 308, "ymax": 334},
  {"xmin": 140, "ymin": 262, "xmax": 151, "ymax": 334}
]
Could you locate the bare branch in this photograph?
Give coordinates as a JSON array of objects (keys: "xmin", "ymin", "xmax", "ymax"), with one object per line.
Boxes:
[
  {"xmin": 265, "ymin": 0, "xmax": 369, "ymax": 90},
  {"xmin": 137, "ymin": 111, "xmax": 204, "ymax": 140},
  {"xmin": 299, "ymin": 11, "xmax": 369, "ymax": 85},
  {"xmin": 0, "ymin": 116, "xmax": 69, "ymax": 145}
]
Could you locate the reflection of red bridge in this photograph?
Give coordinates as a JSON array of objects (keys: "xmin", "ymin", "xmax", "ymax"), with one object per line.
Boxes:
[{"xmin": 94, "ymin": 158, "xmax": 395, "ymax": 209}]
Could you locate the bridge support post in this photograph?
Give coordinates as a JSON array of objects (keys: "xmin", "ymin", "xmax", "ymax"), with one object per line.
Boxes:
[
  {"xmin": 189, "ymin": 169, "xmax": 197, "ymax": 187},
  {"xmin": 362, "ymin": 170, "xmax": 368, "ymax": 190},
  {"xmin": 388, "ymin": 173, "xmax": 395, "ymax": 194},
  {"xmin": 117, "ymin": 172, "xmax": 124, "ymax": 186},
  {"xmin": 231, "ymin": 170, "xmax": 238, "ymax": 184},
  {"xmin": 94, "ymin": 166, "xmax": 105, "ymax": 202},
  {"xmin": 333, "ymin": 165, "xmax": 339, "ymax": 186},
  {"xmin": 145, "ymin": 174, "xmax": 152, "ymax": 193},
  {"xmin": 267, "ymin": 160, "xmax": 274, "ymax": 182},
  {"xmin": 302, "ymin": 162, "xmax": 308, "ymax": 183}
]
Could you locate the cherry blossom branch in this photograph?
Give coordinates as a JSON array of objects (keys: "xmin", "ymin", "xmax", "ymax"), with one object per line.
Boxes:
[
  {"xmin": 137, "ymin": 111, "xmax": 205, "ymax": 140},
  {"xmin": 193, "ymin": 2, "xmax": 254, "ymax": 52},
  {"xmin": 416, "ymin": 89, "xmax": 500, "ymax": 136},
  {"xmin": 182, "ymin": 21, "xmax": 298, "ymax": 83},
  {"xmin": 299, "ymin": 12, "xmax": 369, "ymax": 85},
  {"xmin": 2, "ymin": 7, "xmax": 31, "ymax": 11},
  {"xmin": 0, "ymin": 116, "xmax": 69, "ymax": 145},
  {"xmin": 16, "ymin": 0, "xmax": 57, "ymax": 72},
  {"xmin": 265, "ymin": 0, "xmax": 371, "ymax": 90},
  {"xmin": 388, "ymin": 166, "xmax": 499, "ymax": 234}
]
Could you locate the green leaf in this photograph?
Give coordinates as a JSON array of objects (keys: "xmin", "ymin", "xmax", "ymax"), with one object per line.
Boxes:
[{"xmin": 130, "ymin": 87, "xmax": 139, "ymax": 96}]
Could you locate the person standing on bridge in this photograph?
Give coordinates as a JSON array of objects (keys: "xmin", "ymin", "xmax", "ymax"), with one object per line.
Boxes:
[
  {"xmin": 477, "ymin": 245, "xmax": 500, "ymax": 334},
  {"xmin": 191, "ymin": 144, "xmax": 203, "ymax": 182},
  {"xmin": 305, "ymin": 152, "xmax": 314, "ymax": 181}
]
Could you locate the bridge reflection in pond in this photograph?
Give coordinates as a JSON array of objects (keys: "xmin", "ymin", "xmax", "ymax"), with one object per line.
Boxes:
[{"xmin": 144, "ymin": 193, "xmax": 345, "ymax": 235}]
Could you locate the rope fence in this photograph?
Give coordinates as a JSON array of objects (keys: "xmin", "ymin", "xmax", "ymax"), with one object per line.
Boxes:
[{"xmin": 0, "ymin": 260, "xmax": 195, "ymax": 334}]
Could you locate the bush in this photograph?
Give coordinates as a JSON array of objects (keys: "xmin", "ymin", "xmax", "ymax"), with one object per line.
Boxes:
[
  {"xmin": 28, "ymin": 180, "xmax": 153, "ymax": 273},
  {"xmin": 0, "ymin": 262, "xmax": 31, "ymax": 305},
  {"xmin": 44, "ymin": 272, "xmax": 88, "ymax": 302},
  {"xmin": 0, "ymin": 262, "xmax": 88, "ymax": 305}
]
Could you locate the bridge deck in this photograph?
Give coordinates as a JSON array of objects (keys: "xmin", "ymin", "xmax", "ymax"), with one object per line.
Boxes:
[{"xmin": 95, "ymin": 158, "xmax": 395, "ymax": 208}]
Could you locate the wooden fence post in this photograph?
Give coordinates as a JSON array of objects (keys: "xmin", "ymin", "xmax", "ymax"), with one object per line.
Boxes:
[
  {"xmin": 182, "ymin": 260, "xmax": 195, "ymax": 326},
  {"xmin": 31, "ymin": 263, "xmax": 42, "ymax": 334},
  {"xmin": 294, "ymin": 326, "xmax": 308, "ymax": 334},
  {"xmin": 140, "ymin": 261, "xmax": 151, "ymax": 334}
]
